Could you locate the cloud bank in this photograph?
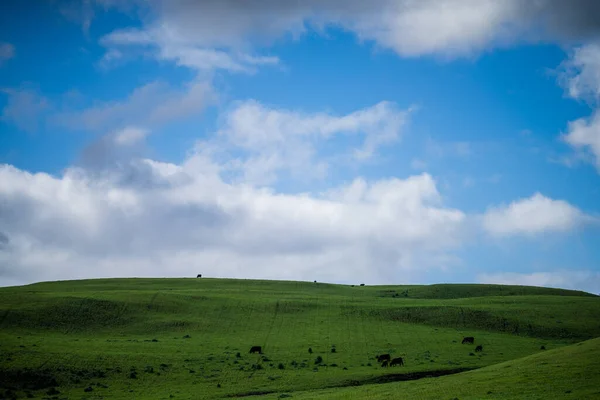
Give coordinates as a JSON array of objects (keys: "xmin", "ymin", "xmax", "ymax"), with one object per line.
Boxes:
[
  {"xmin": 1, "ymin": 99, "xmax": 596, "ymax": 288},
  {"xmin": 97, "ymin": 0, "xmax": 600, "ymax": 71},
  {"xmin": 482, "ymin": 193, "xmax": 593, "ymax": 236}
]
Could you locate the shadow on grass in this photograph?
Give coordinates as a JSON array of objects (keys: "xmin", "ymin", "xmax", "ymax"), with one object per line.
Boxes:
[{"xmin": 226, "ymin": 367, "xmax": 477, "ymax": 397}]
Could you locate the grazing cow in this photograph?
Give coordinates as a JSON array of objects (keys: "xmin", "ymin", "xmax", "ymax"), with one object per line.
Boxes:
[
  {"xmin": 249, "ymin": 346, "xmax": 262, "ymax": 354},
  {"xmin": 197, "ymin": 274, "xmax": 202, "ymax": 278},
  {"xmin": 389, "ymin": 357, "xmax": 404, "ymax": 367},
  {"xmin": 376, "ymin": 354, "xmax": 391, "ymax": 363},
  {"xmin": 475, "ymin": 345, "xmax": 483, "ymax": 352},
  {"xmin": 381, "ymin": 360, "xmax": 389, "ymax": 367},
  {"xmin": 462, "ymin": 336, "xmax": 475, "ymax": 344},
  {"xmin": 308, "ymin": 347, "xmax": 313, "ymax": 354}
]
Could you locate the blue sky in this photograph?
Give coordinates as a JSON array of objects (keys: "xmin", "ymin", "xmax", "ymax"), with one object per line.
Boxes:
[{"xmin": 1, "ymin": 0, "xmax": 599, "ymax": 292}]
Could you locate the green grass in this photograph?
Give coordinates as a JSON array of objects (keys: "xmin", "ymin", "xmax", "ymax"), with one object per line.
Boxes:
[
  {"xmin": 0, "ymin": 278, "xmax": 599, "ymax": 399},
  {"xmin": 271, "ymin": 337, "xmax": 600, "ymax": 400}
]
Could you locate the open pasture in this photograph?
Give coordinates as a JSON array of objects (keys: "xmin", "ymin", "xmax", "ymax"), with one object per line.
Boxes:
[{"xmin": 0, "ymin": 278, "xmax": 599, "ymax": 399}]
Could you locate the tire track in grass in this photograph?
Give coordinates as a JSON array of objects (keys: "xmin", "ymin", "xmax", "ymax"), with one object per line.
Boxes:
[
  {"xmin": 275, "ymin": 282, "xmax": 308, "ymax": 391},
  {"xmin": 342, "ymin": 288, "xmax": 354, "ymax": 372},
  {"xmin": 183, "ymin": 292, "xmax": 226, "ymax": 386},
  {"xmin": 246, "ymin": 298, "xmax": 281, "ymax": 380},
  {"xmin": 147, "ymin": 291, "xmax": 160, "ymax": 310},
  {"xmin": 321, "ymin": 288, "xmax": 334, "ymax": 369},
  {"xmin": 64, "ymin": 291, "xmax": 97, "ymax": 334},
  {"xmin": 215, "ymin": 297, "xmax": 244, "ymax": 392},
  {"xmin": 288, "ymin": 299, "xmax": 312, "ymax": 386},
  {"xmin": 355, "ymin": 292, "xmax": 371, "ymax": 369},
  {"xmin": 376, "ymin": 299, "xmax": 398, "ymax": 368},
  {"xmin": 264, "ymin": 297, "xmax": 292, "ymax": 392},
  {"xmin": 235, "ymin": 295, "xmax": 271, "ymax": 383}
]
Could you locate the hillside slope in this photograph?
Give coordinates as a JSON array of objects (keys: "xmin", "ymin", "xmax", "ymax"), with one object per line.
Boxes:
[
  {"xmin": 278, "ymin": 336, "xmax": 600, "ymax": 400},
  {"xmin": 0, "ymin": 278, "xmax": 599, "ymax": 399}
]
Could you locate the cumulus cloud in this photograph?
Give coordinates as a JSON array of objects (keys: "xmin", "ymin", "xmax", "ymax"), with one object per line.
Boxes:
[
  {"xmin": 560, "ymin": 43, "xmax": 600, "ymax": 103},
  {"xmin": 478, "ymin": 271, "xmax": 600, "ymax": 295},
  {"xmin": 559, "ymin": 44, "xmax": 600, "ymax": 170},
  {"xmin": 0, "ymin": 157, "xmax": 466, "ymax": 286},
  {"xmin": 77, "ymin": 126, "xmax": 150, "ymax": 170},
  {"xmin": 482, "ymin": 193, "xmax": 593, "ymax": 236},
  {"xmin": 96, "ymin": 0, "xmax": 600, "ymax": 72},
  {"xmin": 207, "ymin": 100, "xmax": 411, "ymax": 185},
  {"xmin": 0, "ymin": 96, "xmax": 469, "ymax": 286}
]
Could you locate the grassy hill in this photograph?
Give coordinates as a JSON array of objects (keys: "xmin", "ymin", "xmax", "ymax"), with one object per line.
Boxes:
[
  {"xmin": 0, "ymin": 278, "xmax": 599, "ymax": 399},
  {"xmin": 267, "ymin": 337, "xmax": 600, "ymax": 400}
]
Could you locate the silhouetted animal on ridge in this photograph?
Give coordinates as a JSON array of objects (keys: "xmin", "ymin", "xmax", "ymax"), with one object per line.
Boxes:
[
  {"xmin": 475, "ymin": 345, "xmax": 483, "ymax": 352},
  {"xmin": 197, "ymin": 274, "xmax": 202, "ymax": 278},
  {"xmin": 376, "ymin": 354, "xmax": 391, "ymax": 363},
  {"xmin": 249, "ymin": 346, "xmax": 262, "ymax": 354},
  {"xmin": 389, "ymin": 357, "xmax": 404, "ymax": 367},
  {"xmin": 462, "ymin": 336, "xmax": 474, "ymax": 344}
]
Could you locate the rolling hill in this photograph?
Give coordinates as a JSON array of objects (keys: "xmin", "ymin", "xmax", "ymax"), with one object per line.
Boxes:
[{"xmin": 0, "ymin": 278, "xmax": 599, "ymax": 399}]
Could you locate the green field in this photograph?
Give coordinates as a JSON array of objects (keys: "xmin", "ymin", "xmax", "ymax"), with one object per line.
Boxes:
[{"xmin": 1, "ymin": 278, "xmax": 599, "ymax": 399}]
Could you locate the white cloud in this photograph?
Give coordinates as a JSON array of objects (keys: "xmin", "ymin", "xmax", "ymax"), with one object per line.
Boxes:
[
  {"xmin": 562, "ymin": 110, "xmax": 600, "ymax": 170},
  {"xmin": 482, "ymin": 193, "xmax": 593, "ymax": 236},
  {"xmin": 96, "ymin": 0, "xmax": 600, "ymax": 74},
  {"xmin": 113, "ymin": 127, "xmax": 148, "ymax": 146},
  {"xmin": 54, "ymin": 79, "xmax": 215, "ymax": 133},
  {"xmin": 560, "ymin": 43, "xmax": 600, "ymax": 103},
  {"xmin": 100, "ymin": 25, "xmax": 280, "ymax": 73},
  {"xmin": 0, "ymin": 42, "xmax": 15, "ymax": 64},
  {"xmin": 2, "ymin": 80, "xmax": 214, "ymax": 135},
  {"xmin": 478, "ymin": 271, "xmax": 600, "ymax": 295},
  {"xmin": 0, "ymin": 157, "xmax": 466, "ymax": 286},
  {"xmin": 206, "ymin": 100, "xmax": 411, "ymax": 185},
  {"xmin": 75, "ymin": 126, "xmax": 151, "ymax": 171},
  {"xmin": 560, "ymin": 45, "xmax": 600, "ymax": 171}
]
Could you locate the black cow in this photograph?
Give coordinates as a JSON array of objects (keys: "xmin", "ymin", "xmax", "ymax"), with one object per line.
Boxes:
[
  {"xmin": 376, "ymin": 354, "xmax": 391, "ymax": 363},
  {"xmin": 249, "ymin": 346, "xmax": 262, "ymax": 354},
  {"xmin": 475, "ymin": 345, "xmax": 483, "ymax": 352},
  {"xmin": 197, "ymin": 274, "xmax": 202, "ymax": 278},
  {"xmin": 462, "ymin": 336, "xmax": 474, "ymax": 344},
  {"xmin": 540, "ymin": 345, "xmax": 546, "ymax": 350},
  {"xmin": 381, "ymin": 359, "xmax": 389, "ymax": 367},
  {"xmin": 389, "ymin": 357, "xmax": 404, "ymax": 367}
]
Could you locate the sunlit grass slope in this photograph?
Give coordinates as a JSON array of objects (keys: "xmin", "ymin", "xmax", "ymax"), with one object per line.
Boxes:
[
  {"xmin": 274, "ymin": 336, "xmax": 600, "ymax": 400},
  {"xmin": 0, "ymin": 278, "xmax": 598, "ymax": 399}
]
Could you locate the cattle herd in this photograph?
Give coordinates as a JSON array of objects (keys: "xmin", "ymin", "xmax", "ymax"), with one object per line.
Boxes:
[{"xmin": 247, "ymin": 336, "xmax": 481, "ymax": 369}]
